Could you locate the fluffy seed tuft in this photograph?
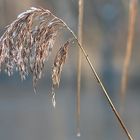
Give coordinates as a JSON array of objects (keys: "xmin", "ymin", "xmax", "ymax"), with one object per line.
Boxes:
[{"xmin": 0, "ymin": 7, "xmax": 66, "ymax": 89}]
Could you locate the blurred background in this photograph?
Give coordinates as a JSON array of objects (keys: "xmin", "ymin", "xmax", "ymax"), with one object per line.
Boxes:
[{"xmin": 0, "ymin": 0, "xmax": 140, "ymax": 140}]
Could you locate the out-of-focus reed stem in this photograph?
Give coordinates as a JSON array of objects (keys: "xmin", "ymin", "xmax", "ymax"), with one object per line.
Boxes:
[
  {"xmin": 120, "ymin": 0, "xmax": 137, "ymax": 114},
  {"xmin": 76, "ymin": 0, "xmax": 84, "ymax": 137}
]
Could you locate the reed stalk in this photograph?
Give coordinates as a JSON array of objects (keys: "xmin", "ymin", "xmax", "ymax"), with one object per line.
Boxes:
[
  {"xmin": 120, "ymin": 0, "xmax": 137, "ymax": 114},
  {"xmin": 76, "ymin": 0, "xmax": 84, "ymax": 137}
]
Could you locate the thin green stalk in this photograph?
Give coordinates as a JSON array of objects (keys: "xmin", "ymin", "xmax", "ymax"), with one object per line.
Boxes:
[{"xmin": 76, "ymin": 0, "xmax": 84, "ymax": 137}]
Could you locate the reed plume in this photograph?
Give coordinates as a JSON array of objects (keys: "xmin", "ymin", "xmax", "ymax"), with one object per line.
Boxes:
[
  {"xmin": 0, "ymin": 7, "xmax": 134, "ymax": 140},
  {"xmin": 0, "ymin": 7, "xmax": 65, "ymax": 91}
]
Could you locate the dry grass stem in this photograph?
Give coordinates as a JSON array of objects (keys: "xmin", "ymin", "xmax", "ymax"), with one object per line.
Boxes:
[
  {"xmin": 76, "ymin": 42, "xmax": 134, "ymax": 140},
  {"xmin": 0, "ymin": 7, "xmax": 134, "ymax": 140},
  {"xmin": 120, "ymin": 0, "xmax": 137, "ymax": 114},
  {"xmin": 76, "ymin": 0, "xmax": 84, "ymax": 137}
]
